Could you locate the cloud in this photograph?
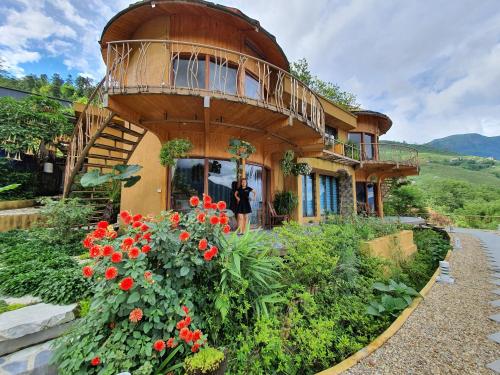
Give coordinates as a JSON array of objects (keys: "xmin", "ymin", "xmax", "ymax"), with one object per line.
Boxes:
[{"xmin": 0, "ymin": 0, "xmax": 498, "ymax": 143}]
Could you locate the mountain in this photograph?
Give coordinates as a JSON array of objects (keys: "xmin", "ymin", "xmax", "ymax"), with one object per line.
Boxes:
[{"xmin": 425, "ymin": 133, "xmax": 500, "ymax": 160}]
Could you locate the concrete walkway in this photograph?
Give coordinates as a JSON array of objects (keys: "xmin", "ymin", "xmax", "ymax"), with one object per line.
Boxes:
[
  {"xmin": 453, "ymin": 228, "xmax": 500, "ymax": 373},
  {"xmin": 345, "ymin": 231, "xmax": 498, "ymax": 374}
]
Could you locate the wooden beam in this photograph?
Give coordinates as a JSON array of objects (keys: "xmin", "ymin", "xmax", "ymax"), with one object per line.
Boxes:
[
  {"xmin": 264, "ymin": 116, "xmax": 292, "ymax": 133},
  {"xmin": 108, "ymin": 97, "xmax": 142, "ymax": 125}
]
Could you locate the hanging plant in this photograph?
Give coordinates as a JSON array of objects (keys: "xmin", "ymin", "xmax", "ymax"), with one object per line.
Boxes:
[
  {"xmin": 280, "ymin": 150, "xmax": 295, "ymax": 176},
  {"xmin": 160, "ymin": 139, "xmax": 193, "ymax": 167},
  {"xmin": 227, "ymin": 139, "xmax": 256, "ymax": 161},
  {"xmin": 280, "ymin": 149, "xmax": 312, "ymax": 176},
  {"xmin": 292, "ymin": 162, "xmax": 312, "ymax": 176}
]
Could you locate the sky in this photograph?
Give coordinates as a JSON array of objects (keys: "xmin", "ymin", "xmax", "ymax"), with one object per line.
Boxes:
[{"xmin": 1, "ymin": 0, "xmax": 499, "ymax": 143}]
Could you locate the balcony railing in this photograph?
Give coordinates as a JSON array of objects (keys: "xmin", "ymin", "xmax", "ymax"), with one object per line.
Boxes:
[
  {"xmin": 104, "ymin": 39, "xmax": 325, "ymax": 135},
  {"xmin": 361, "ymin": 142, "xmax": 419, "ymax": 167},
  {"xmin": 325, "ymin": 138, "xmax": 360, "ymax": 161}
]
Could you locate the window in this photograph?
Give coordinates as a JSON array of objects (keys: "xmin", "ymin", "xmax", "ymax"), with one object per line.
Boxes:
[
  {"xmin": 356, "ymin": 182, "xmax": 377, "ymax": 214},
  {"xmin": 171, "ymin": 159, "xmax": 205, "ymax": 210},
  {"xmin": 245, "ymin": 72, "xmax": 260, "ymax": 99},
  {"xmin": 367, "ymin": 183, "xmax": 377, "ymax": 213},
  {"xmin": 325, "ymin": 126, "xmax": 338, "ymax": 141},
  {"xmin": 209, "ymin": 60, "xmax": 238, "ymax": 94},
  {"xmin": 302, "ymin": 173, "xmax": 316, "ymax": 217},
  {"xmin": 348, "ymin": 132, "xmax": 362, "ymax": 146},
  {"xmin": 363, "ymin": 134, "xmax": 375, "ymax": 160},
  {"xmin": 173, "ymin": 57, "xmax": 205, "ymax": 89},
  {"xmin": 320, "ymin": 175, "xmax": 339, "ymax": 214}
]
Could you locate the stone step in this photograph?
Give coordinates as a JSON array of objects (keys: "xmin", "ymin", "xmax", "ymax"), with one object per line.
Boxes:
[
  {"xmin": 0, "ymin": 304, "xmax": 76, "ymax": 357},
  {"xmin": 0, "ymin": 339, "xmax": 56, "ymax": 375},
  {"xmin": 487, "ymin": 359, "xmax": 500, "ymax": 373}
]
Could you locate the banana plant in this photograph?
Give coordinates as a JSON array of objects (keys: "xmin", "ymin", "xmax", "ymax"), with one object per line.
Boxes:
[
  {"xmin": 80, "ymin": 164, "xmax": 142, "ymax": 188},
  {"xmin": 0, "ymin": 183, "xmax": 20, "ymax": 193}
]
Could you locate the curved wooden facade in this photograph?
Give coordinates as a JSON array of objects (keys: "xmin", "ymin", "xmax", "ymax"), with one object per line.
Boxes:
[{"xmin": 64, "ymin": 0, "xmax": 419, "ymax": 222}]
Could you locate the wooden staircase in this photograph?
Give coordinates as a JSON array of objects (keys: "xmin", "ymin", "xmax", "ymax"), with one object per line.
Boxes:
[{"xmin": 63, "ymin": 79, "xmax": 147, "ymax": 220}]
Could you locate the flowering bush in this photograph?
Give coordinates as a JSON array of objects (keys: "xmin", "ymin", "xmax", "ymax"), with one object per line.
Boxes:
[{"xmin": 52, "ymin": 195, "xmax": 230, "ymax": 374}]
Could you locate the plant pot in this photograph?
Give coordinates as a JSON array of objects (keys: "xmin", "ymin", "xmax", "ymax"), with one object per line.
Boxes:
[{"xmin": 186, "ymin": 350, "xmax": 228, "ymax": 375}]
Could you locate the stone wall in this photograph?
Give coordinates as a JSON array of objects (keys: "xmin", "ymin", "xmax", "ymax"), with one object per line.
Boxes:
[{"xmin": 338, "ymin": 170, "xmax": 355, "ymax": 216}]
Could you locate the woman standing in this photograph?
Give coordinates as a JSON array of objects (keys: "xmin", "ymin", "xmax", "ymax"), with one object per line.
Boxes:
[{"xmin": 234, "ymin": 178, "xmax": 256, "ymax": 234}]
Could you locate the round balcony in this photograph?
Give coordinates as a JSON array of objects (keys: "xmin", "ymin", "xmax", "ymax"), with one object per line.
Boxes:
[{"xmin": 104, "ymin": 40, "xmax": 325, "ymax": 147}]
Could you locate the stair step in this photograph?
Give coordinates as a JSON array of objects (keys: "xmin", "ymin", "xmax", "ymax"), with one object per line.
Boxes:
[
  {"xmin": 87, "ymin": 153, "xmax": 128, "ymax": 162},
  {"xmin": 84, "ymin": 163, "xmax": 116, "ymax": 169},
  {"xmin": 98, "ymin": 132, "xmax": 137, "ymax": 145},
  {"xmin": 0, "ymin": 339, "xmax": 57, "ymax": 375},
  {"xmin": 0, "ymin": 303, "xmax": 76, "ymax": 356},
  {"xmin": 107, "ymin": 123, "xmax": 145, "ymax": 138},
  {"xmin": 92, "ymin": 143, "xmax": 132, "ymax": 153}
]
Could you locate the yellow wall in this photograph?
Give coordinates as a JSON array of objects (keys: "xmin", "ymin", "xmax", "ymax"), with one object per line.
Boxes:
[
  {"xmin": 120, "ymin": 132, "xmax": 166, "ymax": 216},
  {"xmin": 295, "ymin": 158, "xmax": 355, "ymax": 224},
  {"xmin": 361, "ymin": 230, "xmax": 417, "ymax": 261}
]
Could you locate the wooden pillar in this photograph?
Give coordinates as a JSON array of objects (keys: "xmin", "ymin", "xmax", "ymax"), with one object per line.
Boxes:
[
  {"xmin": 203, "ymin": 97, "xmax": 210, "ymax": 195},
  {"xmin": 376, "ymin": 178, "xmax": 384, "ymax": 218}
]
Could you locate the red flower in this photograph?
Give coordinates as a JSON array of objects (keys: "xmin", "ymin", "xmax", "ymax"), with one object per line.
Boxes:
[
  {"xmin": 210, "ymin": 203, "xmax": 217, "ymax": 210},
  {"xmin": 210, "ymin": 246, "xmax": 219, "ymax": 257},
  {"xmin": 153, "ymin": 340, "xmax": 166, "ymax": 352},
  {"xmin": 82, "ymin": 266, "xmax": 93, "ymax": 278},
  {"xmin": 143, "ymin": 232, "xmax": 152, "ymax": 242},
  {"xmin": 93, "ymin": 228, "xmax": 106, "ymax": 239},
  {"xmin": 120, "ymin": 211, "xmax": 132, "ymax": 224},
  {"xmin": 179, "ymin": 231, "xmax": 190, "ymax": 242},
  {"xmin": 203, "ymin": 251, "xmax": 213, "ymax": 261},
  {"xmin": 176, "ymin": 319, "xmax": 186, "ymax": 330},
  {"xmin": 198, "ymin": 239, "xmax": 208, "ymax": 251},
  {"xmin": 197, "ymin": 213, "xmax": 206, "ymax": 223},
  {"xmin": 134, "ymin": 233, "xmax": 142, "ymax": 242},
  {"xmin": 144, "ymin": 271, "xmax": 152, "ymax": 280},
  {"xmin": 203, "ymin": 195, "xmax": 212, "ymax": 205},
  {"xmin": 223, "ymin": 225, "xmax": 231, "ymax": 234},
  {"xmin": 129, "ymin": 308, "xmax": 143, "ymax": 323},
  {"xmin": 132, "ymin": 214, "xmax": 143, "ymax": 222},
  {"xmin": 119, "ymin": 277, "xmax": 134, "ymax": 291},
  {"xmin": 189, "ymin": 196, "xmax": 200, "ymax": 207},
  {"xmin": 142, "ymin": 244, "xmax": 151, "ymax": 253},
  {"xmin": 121, "ymin": 237, "xmax": 134, "ymax": 250},
  {"xmin": 191, "ymin": 343, "xmax": 200, "ymax": 353},
  {"xmin": 182, "ymin": 305, "xmax": 189, "ymax": 315},
  {"xmin": 179, "ymin": 327, "xmax": 190, "ymax": 341},
  {"xmin": 192, "ymin": 329, "xmax": 202, "ymax": 341},
  {"xmin": 170, "ymin": 212, "xmax": 180, "ymax": 224},
  {"xmin": 90, "ymin": 356, "xmax": 100, "ymax": 366},
  {"xmin": 210, "ymin": 216, "xmax": 219, "ymax": 225},
  {"xmin": 102, "ymin": 245, "xmax": 114, "ymax": 256},
  {"xmin": 140, "ymin": 224, "xmax": 149, "ymax": 232},
  {"xmin": 167, "ymin": 338, "xmax": 176, "ymax": 348},
  {"xmin": 83, "ymin": 236, "xmax": 93, "ymax": 249},
  {"xmin": 128, "ymin": 247, "xmax": 140, "ymax": 259},
  {"xmin": 184, "ymin": 316, "xmax": 191, "ymax": 325},
  {"xmin": 204, "ymin": 202, "xmax": 212, "ymax": 209},
  {"xmin": 105, "ymin": 267, "xmax": 118, "ymax": 280},
  {"xmin": 109, "ymin": 231, "xmax": 118, "ymax": 239},
  {"xmin": 97, "ymin": 221, "xmax": 109, "ymax": 229},
  {"xmin": 132, "ymin": 221, "xmax": 142, "ymax": 228},
  {"xmin": 111, "ymin": 252, "xmax": 122, "ymax": 263},
  {"xmin": 220, "ymin": 216, "xmax": 229, "ymax": 225},
  {"xmin": 217, "ymin": 201, "xmax": 227, "ymax": 211},
  {"xmin": 89, "ymin": 245, "xmax": 101, "ymax": 258}
]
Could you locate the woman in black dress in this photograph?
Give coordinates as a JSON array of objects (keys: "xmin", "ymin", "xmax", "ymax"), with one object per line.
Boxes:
[{"xmin": 234, "ymin": 178, "xmax": 256, "ymax": 234}]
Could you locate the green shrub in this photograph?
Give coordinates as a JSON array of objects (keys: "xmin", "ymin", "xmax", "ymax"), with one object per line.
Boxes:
[
  {"xmin": 366, "ymin": 279, "xmax": 419, "ymax": 317},
  {"xmin": 184, "ymin": 347, "xmax": 225, "ymax": 374},
  {"xmin": 273, "ymin": 190, "xmax": 298, "ymax": 216}
]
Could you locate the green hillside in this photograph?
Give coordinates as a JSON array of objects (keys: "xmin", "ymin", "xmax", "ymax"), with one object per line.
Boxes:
[
  {"xmin": 425, "ymin": 133, "xmax": 500, "ymax": 160},
  {"xmin": 382, "ymin": 140, "xmax": 500, "ymax": 229}
]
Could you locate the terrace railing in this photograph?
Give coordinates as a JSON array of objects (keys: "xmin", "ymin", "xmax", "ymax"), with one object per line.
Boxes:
[
  {"xmin": 105, "ymin": 40, "xmax": 325, "ymax": 136},
  {"xmin": 362, "ymin": 142, "xmax": 419, "ymax": 167},
  {"xmin": 326, "ymin": 138, "xmax": 361, "ymax": 161}
]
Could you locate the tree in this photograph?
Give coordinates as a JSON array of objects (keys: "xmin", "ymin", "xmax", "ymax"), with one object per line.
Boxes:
[
  {"xmin": 0, "ymin": 95, "xmax": 73, "ymax": 158},
  {"xmin": 290, "ymin": 58, "xmax": 360, "ymax": 110},
  {"xmin": 50, "ymin": 73, "xmax": 64, "ymax": 98},
  {"xmin": 384, "ymin": 184, "xmax": 427, "ymax": 217}
]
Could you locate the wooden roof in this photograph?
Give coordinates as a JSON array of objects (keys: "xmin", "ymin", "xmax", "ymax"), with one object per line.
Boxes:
[
  {"xmin": 351, "ymin": 110, "xmax": 393, "ymax": 134},
  {"xmin": 99, "ymin": 0, "xmax": 289, "ymax": 70}
]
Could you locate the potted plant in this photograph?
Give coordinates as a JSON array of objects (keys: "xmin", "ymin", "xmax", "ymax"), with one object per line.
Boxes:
[
  {"xmin": 159, "ymin": 138, "xmax": 193, "ymax": 167},
  {"xmin": 184, "ymin": 348, "xmax": 227, "ymax": 375},
  {"xmin": 273, "ymin": 191, "xmax": 298, "ymax": 217},
  {"xmin": 227, "ymin": 139, "xmax": 256, "ymax": 178}
]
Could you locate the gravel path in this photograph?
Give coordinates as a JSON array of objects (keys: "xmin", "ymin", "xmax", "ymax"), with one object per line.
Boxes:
[{"xmin": 344, "ymin": 233, "xmax": 498, "ymax": 375}]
